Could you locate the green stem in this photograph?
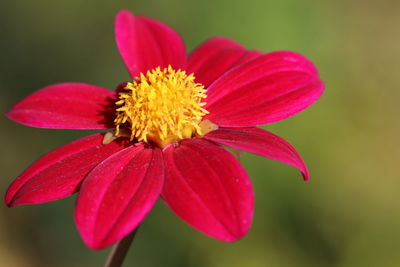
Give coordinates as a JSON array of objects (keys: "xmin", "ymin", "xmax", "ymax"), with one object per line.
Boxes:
[{"xmin": 104, "ymin": 228, "xmax": 139, "ymax": 267}]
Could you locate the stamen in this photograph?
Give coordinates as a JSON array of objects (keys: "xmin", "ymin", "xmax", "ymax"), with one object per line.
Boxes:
[
  {"xmin": 114, "ymin": 66, "xmax": 210, "ymax": 148},
  {"xmin": 102, "ymin": 128, "xmax": 130, "ymax": 145}
]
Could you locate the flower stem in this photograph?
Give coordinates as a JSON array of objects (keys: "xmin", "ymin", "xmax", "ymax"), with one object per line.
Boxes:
[{"xmin": 104, "ymin": 228, "xmax": 139, "ymax": 267}]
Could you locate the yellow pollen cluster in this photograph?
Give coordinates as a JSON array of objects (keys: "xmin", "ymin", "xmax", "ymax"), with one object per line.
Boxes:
[{"xmin": 114, "ymin": 66, "xmax": 209, "ymax": 148}]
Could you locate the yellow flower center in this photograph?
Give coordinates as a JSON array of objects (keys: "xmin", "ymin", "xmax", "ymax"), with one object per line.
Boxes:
[{"xmin": 113, "ymin": 66, "xmax": 214, "ymax": 148}]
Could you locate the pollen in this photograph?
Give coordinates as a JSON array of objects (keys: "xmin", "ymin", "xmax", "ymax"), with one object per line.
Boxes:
[{"xmin": 114, "ymin": 66, "xmax": 210, "ymax": 148}]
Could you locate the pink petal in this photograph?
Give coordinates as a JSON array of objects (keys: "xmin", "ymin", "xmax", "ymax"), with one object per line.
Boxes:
[
  {"xmin": 162, "ymin": 138, "xmax": 254, "ymax": 242},
  {"xmin": 5, "ymin": 134, "xmax": 128, "ymax": 207},
  {"xmin": 204, "ymin": 127, "xmax": 310, "ymax": 180},
  {"xmin": 115, "ymin": 10, "xmax": 186, "ymax": 78},
  {"xmin": 187, "ymin": 37, "xmax": 261, "ymax": 87},
  {"xmin": 75, "ymin": 144, "xmax": 164, "ymax": 249},
  {"xmin": 204, "ymin": 51, "xmax": 324, "ymax": 127},
  {"xmin": 6, "ymin": 83, "xmax": 115, "ymax": 129}
]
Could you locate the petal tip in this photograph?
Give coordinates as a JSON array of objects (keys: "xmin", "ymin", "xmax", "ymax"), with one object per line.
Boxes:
[
  {"xmin": 83, "ymin": 239, "xmax": 108, "ymax": 250},
  {"xmin": 4, "ymin": 197, "xmax": 13, "ymax": 208},
  {"xmin": 116, "ymin": 9, "xmax": 134, "ymax": 19},
  {"xmin": 221, "ymin": 229, "xmax": 250, "ymax": 243},
  {"xmin": 5, "ymin": 184, "xmax": 18, "ymax": 207},
  {"xmin": 302, "ymin": 171, "xmax": 311, "ymax": 182},
  {"xmin": 5, "ymin": 109, "xmax": 18, "ymax": 124}
]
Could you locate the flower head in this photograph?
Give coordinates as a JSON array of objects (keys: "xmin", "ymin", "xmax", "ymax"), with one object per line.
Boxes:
[
  {"xmin": 5, "ymin": 10, "xmax": 324, "ymax": 249},
  {"xmin": 114, "ymin": 66, "xmax": 209, "ymax": 147}
]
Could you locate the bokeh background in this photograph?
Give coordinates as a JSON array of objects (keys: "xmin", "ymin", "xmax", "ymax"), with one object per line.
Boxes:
[{"xmin": 1, "ymin": 0, "xmax": 399, "ymax": 266}]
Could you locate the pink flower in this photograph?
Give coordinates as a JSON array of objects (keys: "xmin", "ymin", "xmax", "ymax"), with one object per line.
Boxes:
[{"xmin": 5, "ymin": 10, "xmax": 324, "ymax": 250}]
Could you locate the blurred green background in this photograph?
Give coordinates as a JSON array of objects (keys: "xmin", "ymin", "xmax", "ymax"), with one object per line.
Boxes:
[{"xmin": 1, "ymin": 0, "xmax": 399, "ymax": 266}]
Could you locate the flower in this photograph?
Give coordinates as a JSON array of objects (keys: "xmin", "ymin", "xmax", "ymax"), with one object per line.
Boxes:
[{"xmin": 5, "ymin": 10, "xmax": 324, "ymax": 250}]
